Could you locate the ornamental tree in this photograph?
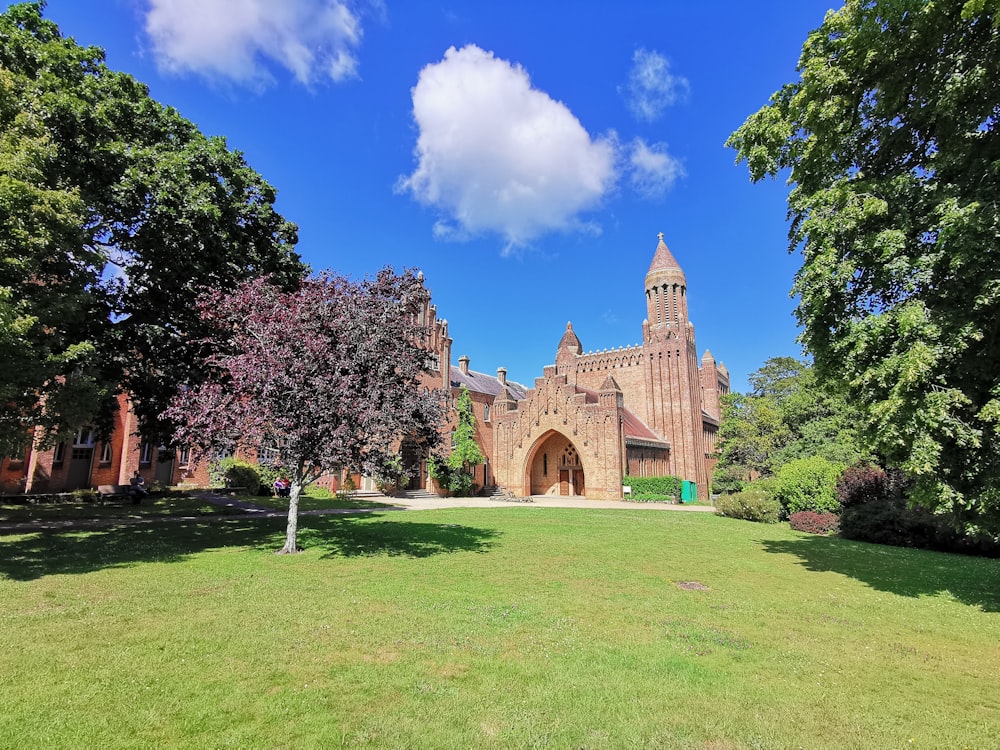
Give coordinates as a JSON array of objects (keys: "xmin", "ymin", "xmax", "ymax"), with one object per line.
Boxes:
[
  {"xmin": 165, "ymin": 269, "xmax": 445, "ymax": 554},
  {"xmin": 0, "ymin": 2, "xmax": 303, "ymax": 449},
  {"xmin": 727, "ymin": 1, "xmax": 1000, "ymax": 526},
  {"xmin": 446, "ymin": 386, "xmax": 485, "ymax": 496}
]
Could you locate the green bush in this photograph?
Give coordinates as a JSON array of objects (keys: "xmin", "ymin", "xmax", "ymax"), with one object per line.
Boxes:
[
  {"xmin": 772, "ymin": 456, "xmax": 844, "ymax": 517},
  {"xmin": 256, "ymin": 463, "xmax": 283, "ymax": 495},
  {"xmin": 429, "ymin": 453, "xmax": 476, "ymax": 497},
  {"xmin": 72, "ymin": 488, "xmax": 98, "ymax": 503},
  {"xmin": 209, "ymin": 457, "xmax": 260, "ymax": 492},
  {"xmin": 624, "ymin": 475, "xmax": 681, "ymax": 501},
  {"xmin": 715, "ymin": 487, "xmax": 781, "ymax": 523},
  {"xmin": 840, "ymin": 500, "xmax": 1000, "ymax": 557}
]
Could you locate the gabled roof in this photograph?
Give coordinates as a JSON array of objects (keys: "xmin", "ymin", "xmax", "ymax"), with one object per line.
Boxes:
[{"xmin": 450, "ymin": 367, "xmax": 528, "ymax": 400}]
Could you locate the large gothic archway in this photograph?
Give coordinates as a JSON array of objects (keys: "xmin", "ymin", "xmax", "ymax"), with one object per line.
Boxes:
[{"xmin": 526, "ymin": 431, "xmax": 586, "ymax": 497}]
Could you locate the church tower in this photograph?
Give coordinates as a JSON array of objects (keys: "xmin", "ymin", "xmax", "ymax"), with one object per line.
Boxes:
[{"xmin": 642, "ymin": 233, "xmax": 708, "ymax": 495}]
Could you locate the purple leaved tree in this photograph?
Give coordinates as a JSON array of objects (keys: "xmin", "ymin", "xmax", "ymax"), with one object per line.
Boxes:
[{"xmin": 164, "ymin": 268, "xmax": 444, "ymax": 553}]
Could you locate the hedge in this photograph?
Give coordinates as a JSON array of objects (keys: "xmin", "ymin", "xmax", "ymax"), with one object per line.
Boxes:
[{"xmin": 624, "ymin": 475, "xmax": 681, "ymax": 502}]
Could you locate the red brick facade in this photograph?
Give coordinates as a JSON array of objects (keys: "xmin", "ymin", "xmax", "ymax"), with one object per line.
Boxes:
[
  {"xmin": 1, "ymin": 234, "xmax": 727, "ymax": 501},
  {"xmin": 416, "ymin": 233, "xmax": 728, "ymax": 500}
]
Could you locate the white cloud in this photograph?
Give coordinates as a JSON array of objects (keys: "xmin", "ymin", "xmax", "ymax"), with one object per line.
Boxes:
[
  {"xmin": 628, "ymin": 138, "xmax": 684, "ymax": 199},
  {"xmin": 622, "ymin": 48, "xmax": 689, "ymax": 123},
  {"xmin": 144, "ymin": 0, "xmax": 364, "ymax": 87},
  {"xmin": 397, "ymin": 45, "xmax": 617, "ymax": 251}
]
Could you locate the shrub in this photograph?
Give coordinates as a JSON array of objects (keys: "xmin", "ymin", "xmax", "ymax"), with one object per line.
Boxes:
[
  {"xmin": 836, "ymin": 464, "xmax": 908, "ymax": 509},
  {"xmin": 209, "ymin": 457, "xmax": 260, "ymax": 492},
  {"xmin": 715, "ymin": 487, "xmax": 781, "ymax": 523},
  {"xmin": 712, "ymin": 464, "xmax": 746, "ymax": 495},
  {"xmin": 428, "ymin": 454, "xmax": 475, "ymax": 496},
  {"xmin": 72, "ymin": 488, "xmax": 97, "ymax": 503},
  {"xmin": 840, "ymin": 501, "xmax": 1000, "ymax": 557},
  {"xmin": 256, "ymin": 463, "xmax": 283, "ymax": 495},
  {"xmin": 773, "ymin": 456, "xmax": 844, "ymax": 516},
  {"xmin": 789, "ymin": 511, "xmax": 840, "ymax": 535},
  {"xmin": 624, "ymin": 475, "xmax": 681, "ymax": 501}
]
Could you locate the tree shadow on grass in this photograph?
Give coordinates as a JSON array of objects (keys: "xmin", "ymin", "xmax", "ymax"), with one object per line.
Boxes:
[
  {"xmin": 0, "ymin": 514, "xmax": 501, "ymax": 582},
  {"xmin": 302, "ymin": 516, "xmax": 500, "ymax": 559},
  {"xmin": 760, "ymin": 535, "xmax": 1000, "ymax": 613}
]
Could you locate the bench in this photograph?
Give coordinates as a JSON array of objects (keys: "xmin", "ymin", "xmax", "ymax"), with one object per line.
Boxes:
[{"xmin": 97, "ymin": 484, "xmax": 134, "ymax": 503}]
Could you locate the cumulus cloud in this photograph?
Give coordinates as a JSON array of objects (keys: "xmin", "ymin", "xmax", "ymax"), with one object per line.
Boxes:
[
  {"xmin": 397, "ymin": 44, "xmax": 617, "ymax": 250},
  {"xmin": 144, "ymin": 0, "xmax": 364, "ymax": 87},
  {"xmin": 622, "ymin": 48, "xmax": 689, "ymax": 123},
  {"xmin": 628, "ymin": 138, "xmax": 683, "ymax": 199}
]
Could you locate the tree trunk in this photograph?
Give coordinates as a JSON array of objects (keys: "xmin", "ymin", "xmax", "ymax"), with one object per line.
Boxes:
[{"xmin": 278, "ymin": 482, "xmax": 301, "ymax": 554}]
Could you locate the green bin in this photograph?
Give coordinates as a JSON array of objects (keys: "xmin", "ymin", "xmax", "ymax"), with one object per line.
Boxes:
[{"xmin": 680, "ymin": 480, "xmax": 697, "ymax": 503}]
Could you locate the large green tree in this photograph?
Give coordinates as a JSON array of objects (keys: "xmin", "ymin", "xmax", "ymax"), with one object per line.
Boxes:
[
  {"xmin": 714, "ymin": 357, "xmax": 866, "ymax": 491},
  {"xmin": 0, "ymin": 2, "xmax": 303, "ymax": 452},
  {"xmin": 727, "ymin": 1, "xmax": 1000, "ymax": 523}
]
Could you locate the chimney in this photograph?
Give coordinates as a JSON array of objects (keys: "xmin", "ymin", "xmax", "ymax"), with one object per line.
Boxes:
[
  {"xmin": 459, "ymin": 355, "xmax": 470, "ymax": 375},
  {"xmin": 497, "ymin": 367, "xmax": 507, "ymax": 385}
]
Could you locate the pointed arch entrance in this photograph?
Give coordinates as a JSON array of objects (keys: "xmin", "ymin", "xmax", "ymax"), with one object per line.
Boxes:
[{"xmin": 526, "ymin": 431, "xmax": 586, "ymax": 497}]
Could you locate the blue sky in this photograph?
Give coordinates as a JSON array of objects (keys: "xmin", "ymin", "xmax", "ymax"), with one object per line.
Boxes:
[{"xmin": 36, "ymin": 0, "xmax": 838, "ymax": 392}]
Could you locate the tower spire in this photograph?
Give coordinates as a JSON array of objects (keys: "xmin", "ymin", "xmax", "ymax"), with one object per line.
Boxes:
[{"xmin": 645, "ymin": 232, "xmax": 688, "ymax": 335}]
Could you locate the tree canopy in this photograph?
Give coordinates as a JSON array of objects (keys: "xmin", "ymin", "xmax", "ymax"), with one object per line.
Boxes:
[
  {"xmin": 727, "ymin": 1, "xmax": 1000, "ymax": 523},
  {"xmin": 165, "ymin": 268, "xmax": 445, "ymax": 553},
  {"xmin": 714, "ymin": 357, "xmax": 866, "ymax": 492},
  {"xmin": 0, "ymin": 2, "xmax": 303, "ymax": 453}
]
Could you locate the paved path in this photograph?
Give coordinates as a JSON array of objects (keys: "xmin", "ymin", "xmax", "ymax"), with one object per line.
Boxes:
[
  {"xmin": 0, "ymin": 491, "xmax": 714, "ymax": 534},
  {"xmin": 386, "ymin": 494, "xmax": 716, "ymax": 512}
]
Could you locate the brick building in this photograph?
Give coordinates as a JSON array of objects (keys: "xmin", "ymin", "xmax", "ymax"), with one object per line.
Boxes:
[
  {"xmin": 1, "ymin": 233, "xmax": 727, "ymax": 500},
  {"xmin": 409, "ymin": 232, "xmax": 728, "ymax": 500}
]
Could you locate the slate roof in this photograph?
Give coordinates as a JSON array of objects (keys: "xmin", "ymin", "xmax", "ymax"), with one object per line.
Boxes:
[{"xmin": 450, "ymin": 367, "xmax": 528, "ymax": 401}]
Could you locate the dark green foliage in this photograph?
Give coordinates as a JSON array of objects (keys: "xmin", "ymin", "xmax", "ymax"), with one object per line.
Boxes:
[
  {"xmin": 428, "ymin": 453, "xmax": 470, "ymax": 496},
  {"xmin": 208, "ymin": 457, "xmax": 260, "ymax": 492},
  {"xmin": 837, "ymin": 461, "xmax": 1000, "ymax": 556},
  {"xmin": 714, "ymin": 487, "xmax": 781, "ymax": 523},
  {"xmin": 840, "ymin": 501, "xmax": 1000, "ymax": 558},
  {"xmin": 255, "ymin": 462, "xmax": 283, "ymax": 496},
  {"xmin": 0, "ymin": 3, "xmax": 304, "ymax": 448},
  {"xmin": 728, "ymin": 0, "xmax": 1000, "ymax": 521},
  {"xmin": 624, "ymin": 475, "xmax": 681, "ymax": 501},
  {"xmin": 788, "ymin": 511, "xmax": 840, "ymax": 535}
]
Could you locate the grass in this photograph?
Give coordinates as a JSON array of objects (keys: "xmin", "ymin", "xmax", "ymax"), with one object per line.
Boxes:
[
  {"xmin": 242, "ymin": 492, "xmax": 398, "ymax": 512},
  {"xmin": 1, "ymin": 507, "xmax": 998, "ymax": 748}
]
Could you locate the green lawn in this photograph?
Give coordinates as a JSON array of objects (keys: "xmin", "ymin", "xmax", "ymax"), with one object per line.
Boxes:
[
  {"xmin": 242, "ymin": 492, "xmax": 399, "ymax": 512},
  {"xmin": 1, "ymin": 508, "xmax": 997, "ymax": 748}
]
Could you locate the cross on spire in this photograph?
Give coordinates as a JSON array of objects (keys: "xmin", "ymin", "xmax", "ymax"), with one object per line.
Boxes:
[{"xmin": 657, "ymin": 231, "xmax": 664, "ymax": 242}]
